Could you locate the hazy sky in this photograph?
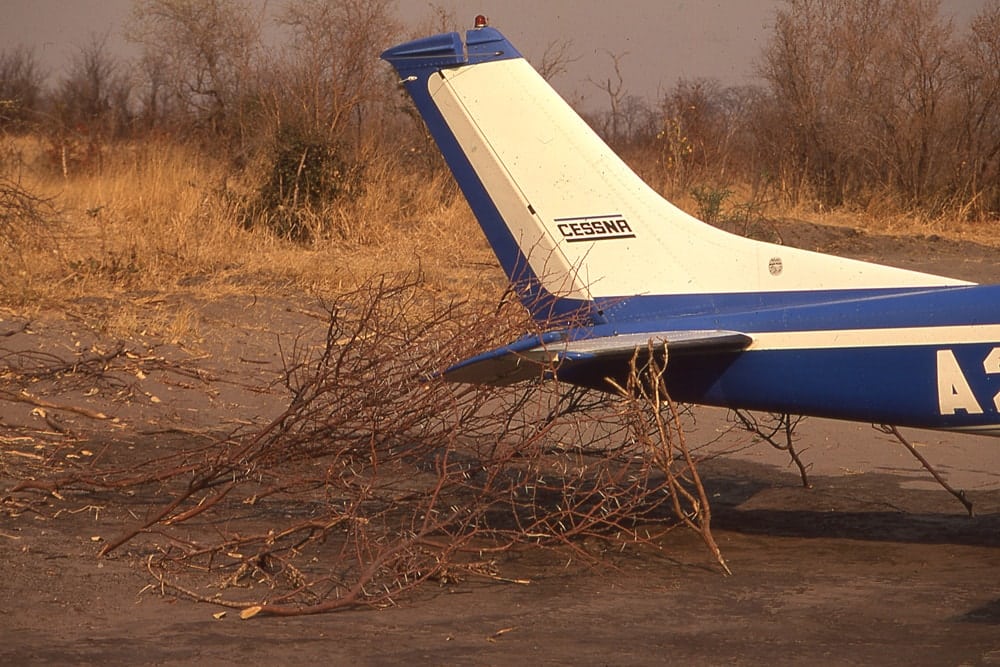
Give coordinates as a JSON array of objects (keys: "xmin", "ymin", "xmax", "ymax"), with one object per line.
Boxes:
[
  {"xmin": 417, "ymin": 0, "xmax": 785, "ymax": 105},
  {"xmin": 2, "ymin": 0, "xmax": 991, "ymax": 107}
]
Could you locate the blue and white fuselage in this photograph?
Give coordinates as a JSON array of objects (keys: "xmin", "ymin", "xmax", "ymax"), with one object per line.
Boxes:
[{"xmin": 382, "ymin": 23, "xmax": 1000, "ymax": 436}]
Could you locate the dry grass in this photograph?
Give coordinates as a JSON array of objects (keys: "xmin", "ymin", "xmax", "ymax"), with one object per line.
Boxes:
[
  {"xmin": 3, "ymin": 133, "xmax": 998, "ymax": 342},
  {"xmin": 664, "ymin": 178, "xmax": 1000, "ymax": 249},
  {"xmin": 1, "ymin": 136, "xmax": 505, "ymax": 340},
  {"xmin": 776, "ymin": 206, "xmax": 1000, "ymax": 249}
]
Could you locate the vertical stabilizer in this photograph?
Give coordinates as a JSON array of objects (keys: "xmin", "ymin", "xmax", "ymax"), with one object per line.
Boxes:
[{"xmin": 381, "ymin": 24, "xmax": 968, "ymax": 323}]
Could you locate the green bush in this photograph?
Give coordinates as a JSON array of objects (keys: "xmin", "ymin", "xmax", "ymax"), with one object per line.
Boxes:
[
  {"xmin": 690, "ymin": 185, "xmax": 731, "ymax": 224},
  {"xmin": 248, "ymin": 125, "xmax": 361, "ymax": 242}
]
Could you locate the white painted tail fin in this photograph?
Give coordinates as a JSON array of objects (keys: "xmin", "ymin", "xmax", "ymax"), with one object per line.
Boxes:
[{"xmin": 382, "ymin": 27, "xmax": 968, "ymax": 320}]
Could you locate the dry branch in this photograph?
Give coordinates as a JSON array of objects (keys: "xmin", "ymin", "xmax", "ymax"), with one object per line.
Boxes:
[
  {"xmin": 609, "ymin": 341, "xmax": 730, "ymax": 574},
  {"xmin": 734, "ymin": 410, "xmax": 812, "ymax": 488},
  {"xmin": 877, "ymin": 424, "xmax": 974, "ymax": 516},
  {"xmin": 7, "ymin": 276, "xmax": 739, "ymax": 615}
]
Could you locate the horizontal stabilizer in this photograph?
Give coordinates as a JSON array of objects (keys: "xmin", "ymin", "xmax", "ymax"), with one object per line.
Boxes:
[{"xmin": 442, "ymin": 330, "xmax": 752, "ymax": 386}]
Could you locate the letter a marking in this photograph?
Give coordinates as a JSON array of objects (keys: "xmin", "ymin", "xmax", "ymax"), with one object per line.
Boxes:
[{"xmin": 937, "ymin": 349, "xmax": 983, "ymax": 415}]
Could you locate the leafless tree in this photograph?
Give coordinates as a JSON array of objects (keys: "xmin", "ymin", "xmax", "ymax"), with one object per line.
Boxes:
[
  {"xmin": 238, "ymin": 0, "xmax": 403, "ymax": 239},
  {"xmin": 270, "ymin": 0, "xmax": 400, "ymax": 152},
  {"xmin": 126, "ymin": 0, "xmax": 264, "ymax": 140},
  {"xmin": 588, "ymin": 50, "xmax": 630, "ymax": 145},
  {"xmin": 869, "ymin": 0, "xmax": 957, "ymax": 206},
  {"xmin": 953, "ymin": 0, "xmax": 1000, "ymax": 218},
  {"xmin": 758, "ymin": 0, "xmax": 996, "ymax": 216},
  {"xmin": 0, "ymin": 47, "xmax": 44, "ymax": 131},
  {"xmin": 536, "ymin": 38, "xmax": 579, "ymax": 82},
  {"xmin": 54, "ymin": 32, "xmax": 133, "ymax": 139},
  {"xmin": 33, "ymin": 32, "xmax": 135, "ymax": 176}
]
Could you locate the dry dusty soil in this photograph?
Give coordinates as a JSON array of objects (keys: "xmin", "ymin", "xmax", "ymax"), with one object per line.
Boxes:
[{"xmin": 2, "ymin": 220, "xmax": 1000, "ymax": 666}]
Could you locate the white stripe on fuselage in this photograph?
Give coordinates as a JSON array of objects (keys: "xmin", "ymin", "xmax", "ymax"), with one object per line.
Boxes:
[
  {"xmin": 942, "ymin": 424, "xmax": 1000, "ymax": 434},
  {"xmin": 747, "ymin": 324, "xmax": 1000, "ymax": 351}
]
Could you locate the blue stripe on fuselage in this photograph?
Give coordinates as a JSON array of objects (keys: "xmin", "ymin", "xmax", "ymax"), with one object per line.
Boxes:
[
  {"xmin": 559, "ymin": 342, "xmax": 1000, "ymax": 430},
  {"xmin": 587, "ymin": 284, "xmax": 1000, "ymax": 332},
  {"xmin": 559, "ymin": 284, "xmax": 1000, "ymax": 431}
]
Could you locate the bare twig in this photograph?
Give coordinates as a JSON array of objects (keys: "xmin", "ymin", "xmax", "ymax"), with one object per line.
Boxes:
[
  {"xmin": 10, "ymin": 276, "xmax": 739, "ymax": 615},
  {"xmin": 734, "ymin": 410, "xmax": 812, "ymax": 488},
  {"xmin": 876, "ymin": 424, "xmax": 973, "ymax": 516}
]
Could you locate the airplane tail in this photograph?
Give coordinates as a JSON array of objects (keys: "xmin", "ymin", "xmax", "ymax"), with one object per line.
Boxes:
[{"xmin": 381, "ymin": 23, "xmax": 967, "ymax": 325}]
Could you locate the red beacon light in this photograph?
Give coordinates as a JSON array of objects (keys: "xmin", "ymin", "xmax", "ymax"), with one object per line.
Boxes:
[{"xmin": 474, "ymin": 14, "xmax": 488, "ymax": 28}]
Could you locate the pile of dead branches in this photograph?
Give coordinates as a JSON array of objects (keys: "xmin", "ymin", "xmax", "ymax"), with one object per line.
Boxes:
[{"xmin": 4, "ymin": 276, "xmax": 730, "ymax": 617}]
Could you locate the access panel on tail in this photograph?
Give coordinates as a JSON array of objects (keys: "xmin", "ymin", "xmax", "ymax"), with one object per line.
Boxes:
[{"xmin": 382, "ymin": 20, "xmax": 1000, "ymax": 435}]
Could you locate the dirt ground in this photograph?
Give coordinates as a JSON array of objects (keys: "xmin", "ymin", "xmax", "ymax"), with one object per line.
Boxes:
[{"xmin": 3, "ymin": 220, "xmax": 1000, "ymax": 666}]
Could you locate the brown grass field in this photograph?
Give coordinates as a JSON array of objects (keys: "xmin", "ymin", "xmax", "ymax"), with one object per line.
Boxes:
[{"xmin": 3, "ymin": 137, "xmax": 1000, "ymax": 665}]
